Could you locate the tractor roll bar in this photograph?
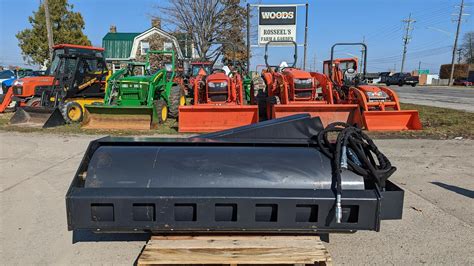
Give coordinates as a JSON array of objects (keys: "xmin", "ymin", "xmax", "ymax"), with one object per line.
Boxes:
[
  {"xmin": 329, "ymin": 43, "xmax": 367, "ymax": 84},
  {"xmin": 264, "ymin": 40, "xmax": 298, "ymax": 68}
]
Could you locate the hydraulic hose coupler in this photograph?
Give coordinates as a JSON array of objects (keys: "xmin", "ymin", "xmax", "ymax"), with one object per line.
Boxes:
[
  {"xmin": 341, "ymin": 145, "xmax": 348, "ymax": 169},
  {"xmin": 336, "ymin": 194, "xmax": 342, "ymax": 223}
]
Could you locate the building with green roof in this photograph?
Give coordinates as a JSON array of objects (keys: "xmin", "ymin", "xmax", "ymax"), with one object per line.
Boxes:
[{"xmin": 102, "ymin": 20, "xmax": 190, "ymax": 72}]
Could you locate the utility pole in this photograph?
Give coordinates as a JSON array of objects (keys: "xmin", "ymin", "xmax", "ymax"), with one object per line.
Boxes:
[
  {"xmin": 469, "ymin": 34, "xmax": 473, "ymax": 63},
  {"xmin": 400, "ymin": 13, "xmax": 415, "ymax": 73},
  {"xmin": 448, "ymin": 0, "xmax": 468, "ymax": 86},
  {"xmin": 43, "ymin": 0, "xmax": 54, "ymax": 63},
  {"xmin": 360, "ymin": 36, "xmax": 366, "ymax": 74},
  {"xmin": 303, "ymin": 2, "xmax": 309, "ymax": 70},
  {"xmin": 418, "ymin": 61, "xmax": 421, "ymax": 72},
  {"xmin": 457, "ymin": 48, "xmax": 463, "ymax": 63},
  {"xmin": 313, "ymin": 53, "xmax": 317, "ymax": 72}
]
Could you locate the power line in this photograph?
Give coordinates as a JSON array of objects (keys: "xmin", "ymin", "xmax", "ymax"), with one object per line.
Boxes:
[{"xmin": 400, "ymin": 13, "xmax": 416, "ymax": 73}]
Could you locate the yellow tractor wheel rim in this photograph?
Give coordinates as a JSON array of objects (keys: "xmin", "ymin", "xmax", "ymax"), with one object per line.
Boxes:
[
  {"xmin": 68, "ymin": 106, "xmax": 82, "ymax": 121},
  {"xmin": 179, "ymin": 95, "xmax": 186, "ymax": 106},
  {"xmin": 161, "ymin": 105, "xmax": 168, "ymax": 121}
]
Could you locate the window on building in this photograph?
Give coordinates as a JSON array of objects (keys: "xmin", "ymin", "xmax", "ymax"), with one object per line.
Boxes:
[
  {"xmin": 163, "ymin": 42, "xmax": 173, "ymax": 51},
  {"xmin": 141, "ymin": 41, "xmax": 150, "ymax": 55}
]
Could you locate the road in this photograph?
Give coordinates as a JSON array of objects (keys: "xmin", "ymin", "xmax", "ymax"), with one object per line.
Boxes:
[
  {"xmin": 390, "ymin": 85, "xmax": 474, "ymax": 112},
  {"xmin": 1, "ymin": 132, "xmax": 473, "ymax": 264}
]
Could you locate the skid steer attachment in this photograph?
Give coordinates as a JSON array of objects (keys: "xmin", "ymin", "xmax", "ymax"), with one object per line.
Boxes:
[
  {"xmin": 362, "ymin": 110, "xmax": 422, "ymax": 131},
  {"xmin": 179, "ymin": 105, "xmax": 258, "ymax": 133},
  {"xmin": 199, "ymin": 114, "xmax": 324, "ymax": 141},
  {"xmin": 9, "ymin": 106, "xmax": 66, "ymax": 128},
  {"xmin": 66, "ymin": 117, "xmax": 404, "ymax": 234},
  {"xmin": 272, "ymin": 104, "xmax": 361, "ymax": 127},
  {"xmin": 82, "ymin": 105, "xmax": 156, "ymax": 131}
]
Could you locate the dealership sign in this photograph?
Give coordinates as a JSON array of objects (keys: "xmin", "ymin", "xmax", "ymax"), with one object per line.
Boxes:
[{"xmin": 258, "ymin": 6, "xmax": 297, "ymax": 45}]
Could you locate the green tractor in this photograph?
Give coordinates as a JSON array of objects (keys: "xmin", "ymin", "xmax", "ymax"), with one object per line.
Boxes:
[{"xmin": 82, "ymin": 50, "xmax": 185, "ymax": 130}]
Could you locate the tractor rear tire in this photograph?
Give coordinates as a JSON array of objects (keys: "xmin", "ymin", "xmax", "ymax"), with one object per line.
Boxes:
[
  {"xmin": 61, "ymin": 101, "xmax": 84, "ymax": 123},
  {"xmin": 155, "ymin": 99, "xmax": 168, "ymax": 124},
  {"xmin": 27, "ymin": 97, "xmax": 41, "ymax": 107},
  {"xmin": 168, "ymin": 85, "xmax": 185, "ymax": 119}
]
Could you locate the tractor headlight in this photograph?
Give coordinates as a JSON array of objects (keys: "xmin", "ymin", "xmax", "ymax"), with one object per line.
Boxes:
[
  {"xmin": 208, "ymin": 81, "xmax": 228, "ymax": 88},
  {"xmin": 13, "ymin": 80, "xmax": 23, "ymax": 86},
  {"xmin": 366, "ymin": 91, "xmax": 388, "ymax": 98},
  {"xmin": 294, "ymin": 79, "xmax": 312, "ymax": 85}
]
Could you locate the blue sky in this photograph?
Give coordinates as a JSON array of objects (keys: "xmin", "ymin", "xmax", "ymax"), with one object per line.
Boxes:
[{"xmin": 0, "ymin": 0, "xmax": 472, "ymax": 73}]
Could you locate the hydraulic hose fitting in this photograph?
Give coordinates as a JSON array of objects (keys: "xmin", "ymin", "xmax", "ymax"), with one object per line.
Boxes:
[
  {"xmin": 341, "ymin": 145, "xmax": 348, "ymax": 169},
  {"xmin": 336, "ymin": 194, "xmax": 342, "ymax": 223}
]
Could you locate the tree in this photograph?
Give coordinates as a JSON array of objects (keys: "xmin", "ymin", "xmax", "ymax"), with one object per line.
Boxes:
[
  {"xmin": 156, "ymin": 0, "xmax": 247, "ymax": 65},
  {"xmin": 16, "ymin": 0, "xmax": 90, "ymax": 66},
  {"xmin": 460, "ymin": 31, "xmax": 474, "ymax": 64}
]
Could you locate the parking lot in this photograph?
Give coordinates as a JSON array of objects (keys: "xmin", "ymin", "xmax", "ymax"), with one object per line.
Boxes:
[
  {"xmin": 1, "ymin": 131, "xmax": 473, "ymax": 264},
  {"xmin": 391, "ymin": 86, "xmax": 474, "ymax": 113}
]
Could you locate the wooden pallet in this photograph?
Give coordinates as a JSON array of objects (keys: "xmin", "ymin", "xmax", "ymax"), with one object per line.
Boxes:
[{"xmin": 137, "ymin": 235, "xmax": 333, "ymax": 266}]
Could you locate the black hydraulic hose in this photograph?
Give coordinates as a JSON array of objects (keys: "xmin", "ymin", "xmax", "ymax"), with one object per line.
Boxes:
[{"xmin": 313, "ymin": 122, "xmax": 396, "ymax": 223}]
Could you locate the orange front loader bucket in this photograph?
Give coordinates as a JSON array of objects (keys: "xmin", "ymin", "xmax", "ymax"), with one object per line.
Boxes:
[
  {"xmin": 179, "ymin": 105, "xmax": 259, "ymax": 133},
  {"xmin": 362, "ymin": 110, "xmax": 422, "ymax": 131},
  {"xmin": 273, "ymin": 104, "xmax": 361, "ymax": 127}
]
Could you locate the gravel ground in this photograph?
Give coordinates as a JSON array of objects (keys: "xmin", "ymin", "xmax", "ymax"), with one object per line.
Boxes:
[{"xmin": 1, "ymin": 132, "xmax": 473, "ymax": 265}]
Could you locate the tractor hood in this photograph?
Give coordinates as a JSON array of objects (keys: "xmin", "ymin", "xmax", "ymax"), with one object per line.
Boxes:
[
  {"xmin": 207, "ymin": 72, "xmax": 229, "ymax": 82},
  {"xmin": 119, "ymin": 76, "xmax": 151, "ymax": 84},
  {"xmin": 15, "ymin": 76, "xmax": 54, "ymax": 88},
  {"xmin": 357, "ymin": 85, "xmax": 384, "ymax": 93},
  {"xmin": 282, "ymin": 68, "xmax": 312, "ymax": 79}
]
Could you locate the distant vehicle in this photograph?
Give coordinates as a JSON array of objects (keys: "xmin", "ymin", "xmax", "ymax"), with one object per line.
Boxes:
[
  {"xmin": 453, "ymin": 79, "xmax": 473, "ymax": 87},
  {"xmin": 0, "ymin": 70, "xmax": 16, "ymax": 93},
  {"xmin": 380, "ymin": 72, "xmax": 418, "ymax": 87}
]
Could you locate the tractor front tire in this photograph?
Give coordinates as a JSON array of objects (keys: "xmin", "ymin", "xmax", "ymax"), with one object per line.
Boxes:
[
  {"xmin": 168, "ymin": 85, "xmax": 185, "ymax": 119},
  {"xmin": 155, "ymin": 99, "xmax": 168, "ymax": 124},
  {"xmin": 61, "ymin": 101, "xmax": 84, "ymax": 123}
]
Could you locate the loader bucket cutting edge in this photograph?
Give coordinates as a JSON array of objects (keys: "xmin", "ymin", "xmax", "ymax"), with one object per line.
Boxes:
[
  {"xmin": 179, "ymin": 105, "xmax": 259, "ymax": 133},
  {"xmin": 82, "ymin": 105, "xmax": 154, "ymax": 131},
  {"xmin": 362, "ymin": 110, "xmax": 422, "ymax": 131},
  {"xmin": 9, "ymin": 107, "xmax": 66, "ymax": 128},
  {"xmin": 273, "ymin": 104, "xmax": 361, "ymax": 127}
]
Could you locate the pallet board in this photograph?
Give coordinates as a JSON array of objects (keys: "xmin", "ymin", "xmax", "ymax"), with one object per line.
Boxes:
[{"xmin": 137, "ymin": 235, "xmax": 332, "ymax": 266}]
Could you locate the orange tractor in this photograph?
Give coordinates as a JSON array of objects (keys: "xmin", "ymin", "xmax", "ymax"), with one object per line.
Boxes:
[
  {"xmin": 324, "ymin": 43, "xmax": 422, "ymax": 131},
  {"xmin": 257, "ymin": 40, "xmax": 360, "ymax": 127},
  {"xmin": 178, "ymin": 43, "xmax": 258, "ymax": 132}
]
